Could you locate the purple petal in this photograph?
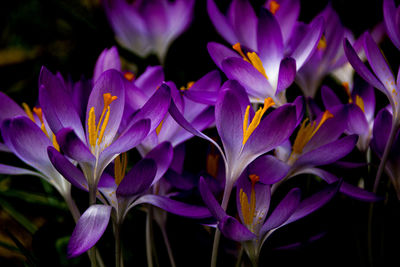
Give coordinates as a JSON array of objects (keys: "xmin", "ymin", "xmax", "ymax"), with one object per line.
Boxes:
[
  {"xmin": 68, "ymin": 205, "xmax": 111, "ymax": 258},
  {"xmin": 56, "ymin": 128, "xmax": 95, "ymax": 164},
  {"xmin": 321, "ymin": 86, "xmax": 342, "ymax": 109},
  {"xmin": 384, "ymin": 0, "xmax": 400, "ymax": 50},
  {"xmin": 352, "ymin": 80, "xmax": 375, "ymax": 122},
  {"xmin": 276, "ymin": 57, "xmax": 296, "ymax": 94},
  {"xmin": 207, "ymin": 0, "xmax": 237, "ymax": 45},
  {"xmin": 294, "ymin": 135, "xmax": 357, "ymax": 169},
  {"xmin": 0, "ymin": 92, "xmax": 26, "ymax": 123},
  {"xmin": 347, "ymin": 104, "xmax": 370, "ymax": 135},
  {"xmin": 199, "ymin": 177, "xmax": 226, "ymax": 221},
  {"xmin": 85, "ymin": 69, "xmax": 125, "ymax": 146},
  {"xmin": 117, "ymin": 158, "xmax": 156, "ymax": 197},
  {"xmin": 47, "ymin": 147, "xmax": 88, "ymax": 191},
  {"xmin": 39, "ymin": 67, "xmax": 85, "ymax": 140},
  {"xmin": 134, "ymin": 65, "xmax": 165, "ymax": 98},
  {"xmin": 243, "ymin": 104, "xmax": 297, "ymax": 156},
  {"xmin": 219, "ymin": 216, "xmax": 256, "ymax": 242},
  {"xmin": 364, "ymin": 32, "xmax": 396, "ymax": 91},
  {"xmin": 284, "ymin": 181, "xmax": 341, "ymax": 225},
  {"xmin": 231, "ymin": 0, "xmax": 257, "ymax": 49},
  {"xmin": 207, "ymin": 42, "xmax": 240, "ymax": 69},
  {"xmin": 222, "ymin": 57, "xmax": 274, "ymax": 98},
  {"xmin": 145, "ymin": 141, "xmax": 173, "ymax": 185},
  {"xmin": 343, "ymin": 39, "xmax": 386, "ymax": 92},
  {"xmin": 133, "ymin": 194, "xmax": 211, "ymax": 219},
  {"xmin": 248, "ymin": 155, "xmax": 290, "ymax": 184},
  {"xmin": 261, "ymin": 188, "xmax": 301, "ymax": 234},
  {"xmin": 93, "ymin": 46, "xmax": 121, "ymax": 82},
  {"xmin": 371, "ymin": 108, "xmax": 392, "ymax": 157},
  {"xmin": 0, "ymin": 163, "xmax": 39, "ymax": 177}
]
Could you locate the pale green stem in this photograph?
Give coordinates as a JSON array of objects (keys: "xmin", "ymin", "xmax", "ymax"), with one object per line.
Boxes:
[
  {"xmin": 235, "ymin": 246, "xmax": 244, "ymax": 267},
  {"xmin": 114, "ymin": 220, "xmax": 122, "ymax": 267},
  {"xmin": 160, "ymin": 224, "xmax": 176, "ymax": 267},
  {"xmin": 146, "ymin": 207, "xmax": 154, "ymax": 267}
]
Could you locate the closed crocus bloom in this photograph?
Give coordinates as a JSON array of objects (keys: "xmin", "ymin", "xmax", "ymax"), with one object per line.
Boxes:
[{"xmin": 104, "ymin": 0, "xmax": 195, "ymax": 62}]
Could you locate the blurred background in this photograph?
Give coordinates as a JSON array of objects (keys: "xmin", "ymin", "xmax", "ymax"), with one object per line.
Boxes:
[{"xmin": 0, "ymin": 0, "xmax": 398, "ymax": 266}]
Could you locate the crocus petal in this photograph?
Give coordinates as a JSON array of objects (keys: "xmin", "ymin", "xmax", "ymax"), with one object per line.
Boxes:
[
  {"xmin": 384, "ymin": 0, "xmax": 400, "ymax": 50},
  {"xmin": 117, "ymin": 158, "xmax": 156, "ymax": 197},
  {"xmin": 248, "ymin": 155, "xmax": 290, "ymax": 184},
  {"xmin": 347, "ymin": 105, "xmax": 369, "ymax": 135},
  {"xmin": 284, "ymin": 181, "xmax": 341, "ymax": 226},
  {"xmin": 68, "ymin": 205, "xmax": 111, "ymax": 258},
  {"xmin": 293, "ymin": 135, "xmax": 358, "ymax": 169},
  {"xmin": 219, "ymin": 216, "xmax": 256, "ymax": 242},
  {"xmin": 207, "ymin": 0, "xmax": 237, "ymax": 45},
  {"xmin": 257, "ymin": 8, "xmax": 284, "ymax": 85},
  {"xmin": 132, "ymin": 194, "xmax": 211, "ymax": 219},
  {"xmin": 100, "ymin": 119, "xmax": 150, "ymax": 164},
  {"xmin": 93, "ymin": 46, "xmax": 121, "ymax": 82},
  {"xmin": 0, "ymin": 163, "xmax": 40, "ymax": 177},
  {"xmin": 0, "ymin": 92, "xmax": 26, "ymax": 123},
  {"xmin": 371, "ymin": 109, "xmax": 392, "ymax": 157},
  {"xmin": 57, "ymin": 128, "xmax": 95, "ymax": 164},
  {"xmin": 291, "ymin": 17, "xmax": 324, "ymax": 70},
  {"xmin": 343, "ymin": 39, "xmax": 386, "ymax": 92},
  {"xmin": 352, "ymin": 80, "xmax": 375, "ymax": 122},
  {"xmin": 321, "ymin": 86, "xmax": 342, "ymax": 109},
  {"xmin": 47, "ymin": 147, "xmax": 88, "ymax": 191},
  {"xmin": 243, "ymin": 104, "xmax": 297, "ymax": 157},
  {"xmin": 363, "ymin": 32, "xmax": 396, "ymax": 91},
  {"xmin": 276, "ymin": 57, "xmax": 296, "ymax": 94},
  {"xmin": 231, "ymin": 0, "xmax": 257, "ymax": 49},
  {"xmin": 261, "ymin": 188, "xmax": 301, "ymax": 234},
  {"xmin": 144, "ymin": 142, "xmax": 173, "ymax": 185},
  {"xmin": 134, "ymin": 65, "xmax": 165, "ymax": 98},
  {"xmin": 199, "ymin": 177, "xmax": 226, "ymax": 221},
  {"xmin": 39, "ymin": 67, "xmax": 85, "ymax": 140},
  {"xmin": 128, "ymin": 83, "xmax": 171, "ymax": 133},
  {"xmin": 207, "ymin": 42, "xmax": 240, "ymax": 69},
  {"xmin": 222, "ymin": 57, "xmax": 274, "ymax": 98},
  {"xmin": 2, "ymin": 117, "xmax": 56, "ymax": 178},
  {"xmin": 301, "ymin": 167, "xmax": 382, "ymax": 202},
  {"xmin": 85, "ymin": 69, "xmax": 125, "ymax": 145}
]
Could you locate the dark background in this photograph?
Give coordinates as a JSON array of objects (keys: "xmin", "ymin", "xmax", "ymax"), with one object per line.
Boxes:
[{"xmin": 0, "ymin": 0, "xmax": 398, "ymax": 266}]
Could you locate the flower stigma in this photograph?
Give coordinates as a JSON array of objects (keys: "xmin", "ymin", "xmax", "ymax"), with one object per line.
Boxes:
[
  {"xmin": 242, "ymin": 98, "xmax": 275, "ymax": 145},
  {"xmin": 268, "ymin": 0, "xmax": 280, "ymax": 15}
]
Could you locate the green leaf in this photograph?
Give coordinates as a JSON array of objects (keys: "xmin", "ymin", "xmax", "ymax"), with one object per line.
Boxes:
[{"xmin": 0, "ymin": 197, "xmax": 38, "ymax": 234}]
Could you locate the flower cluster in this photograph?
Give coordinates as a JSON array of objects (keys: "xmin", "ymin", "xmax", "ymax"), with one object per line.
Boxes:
[{"xmin": 1, "ymin": 0, "xmax": 398, "ymax": 266}]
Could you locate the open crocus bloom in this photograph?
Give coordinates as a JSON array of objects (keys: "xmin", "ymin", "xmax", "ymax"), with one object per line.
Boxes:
[
  {"xmin": 208, "ymin": 7, "xmax": 323, "ymax": 105},
  {"xmin": 39, "ymin": 67, "xmax": 171, "ymax": 194},
  {"xmin": 199, "ymin": 174, "xmax": 341, "ymax": 263},
  {"xmin": 48, "ymin": 142, "xmax": 210, "ymax": 257},
  {"xmin": 103, "ymin": 0, "xmax": 195, "ymax": 62},
  {"xmin": 169, "ymin": 80, "xmax": 299, "ymax": 197}
]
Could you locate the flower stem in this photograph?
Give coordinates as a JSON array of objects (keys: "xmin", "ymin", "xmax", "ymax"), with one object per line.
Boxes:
[
  {"xmin": 235, "ymin": 246, "xmax": 244, "ymax": 267},
  {"xmin": 160, "ymin": 224, "xmax": 176, "ymax": 267},
  {"xmin": 210, "ymin": 181, "xmax": 233, "ymax": 267},
  {"xmin": 64, "ymin": 192, "xmax": 80, "ymax": 223},
  {"xmin": 146, "ymin": 206, "xmax": 154, "ymax": 267},
  {"xmin": 373, "ymin": 123, "xmax": 398, "ymax": 193},
  {"xmin": 114, "ymin": 221, "xmax": 122, "ymax": 267}
]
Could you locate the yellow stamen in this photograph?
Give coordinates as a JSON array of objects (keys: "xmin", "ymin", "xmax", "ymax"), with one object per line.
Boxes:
[
  {"xmin": 355, "ymin": 95, "xmax": 365, "ymax": 113},
  {"xmin": 247, "ymin": 52, "xmax": 269, "ymax": 80},
  {"xmin": 243, "ymin": 98, "xmax": 275, "ymax": 145},
  {"xmin": 206, "ymin": 153, "xmax": 220, "ymax": 178},
  {"xmin": 114, "ymin": 153, "xmax": 127, "ymax": 185},
  {"xmin": 52, "ymin": 134, "xmax": 60, "ymax": 152},
  {"xmin": 156, "ymin": 120, "xmax": 164, "ymax": 135},
  {"xmin": 124, "ymin": 72, "xmax": 135, "ymax": 81},
  {"xmin": 33, "ymin": 107, "xmax": 43, "ymax": 123},
  {"xmin": 232, "ymin": 43, "xmax": 250, "ymax": 63},
  {"xmin": 88, "ymin": 107, "xmax": 97, "ymax": 148},
  {"xmin": 317, "ymin": 35, "xmax": 327, "ymax": 50},
  {"xmin": 239, "ymin": 174, "xmax": 260, "ymax": 229},
  {"xmin": 22, "ymin": 103, "xmax": 35, "ymax": 122},
  {"xmin": 269, "ymin": 0, "xmax": 280, "ymax": 15},
  {"xmin": 291, "ymin": 110, "xmax": 334, "ymax": 155},
  {"xmin": 342, "ymin": 82, "xmax": 352, "ymax": 103},
  {"xmin": 180, "ymin": 81, "xmax": 195, "ymax": 91},
  {"xmin": 97, "ymin": 106, "xmax": 110, "ymax": 145},
  {"xmin": 240, "ymin": 189, "xmax": 252, "ymax": 226}
]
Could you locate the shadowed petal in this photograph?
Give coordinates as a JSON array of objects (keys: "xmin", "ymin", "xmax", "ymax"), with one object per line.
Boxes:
[
  {"xmin": 199, "ymin": 177, "xmax": 226, "ymax": 220},
  {"xmin": 134, "ymin": 65, "xmax": 165, "ymax": 98},
  {"xmin": 207, "ymin": 42, "xmax": 240, "ymax": 69},
  {"xmin": 276, "ymin": 57, "xmax": 296, "ymax": 94},
  {"xmin": 321, "ymin": 86, "xmax": 342, "ymax": 109},
  {"xmin": 0, "ymin": 164, "xmax": 40, "ymax": 177},
  {"xmin": 93, "ymin": 46, "xmax": 121, "ymax": 82},
  {"xmin": 219, "ymin": 215, "xmax": 256, "ymax": 242},
  {"xmin": 207, "ymin": 0, "xmax": 237, "ymax": 45},
  {"xmin": 384, "ymin": 0, "xmax": 400, "ymax": 50},
  {"xmin": 0, "ymin": 92, "xmax": 26, "ymax": 123},
  {"xmin": 248, "ymin": 155, "xmax": 290, "ymax": 184},
  {"xmin": 68, "ymin": 205, "xmax": 112, "ymax": 258},
  {"xmin": 145, "ymin": 142, "xmax": 173, "ymax": 185},
  {"xmin": 56, "ymin": 128, "xmax": 95, "ymax": 164},
  {"xmin": 371, "ymin": 109, "xmax": 392, "ymax": 157}
]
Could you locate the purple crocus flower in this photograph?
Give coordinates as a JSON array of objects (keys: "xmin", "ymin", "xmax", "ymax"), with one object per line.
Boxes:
[
  {"xmin": 208, "ymin": 6, "xmax": 323, "ymax": 105},
  {"xmin": 103, "ymin": 0, "xmax": 195, "ymax": 62},
  {"xmin": 383, "ymin": 0, "xmax": 400, "ymax": 50},
  {"xmin": 48, "ymin": 142, "xmax": 211, "ymax": 257},
  {"xmin": 321, "ymin": 80, "xmax": 375, "ymax": 152},
  {"xmin": 199, "ymin": 174, "xmax": 341, "ymax": 265}
]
